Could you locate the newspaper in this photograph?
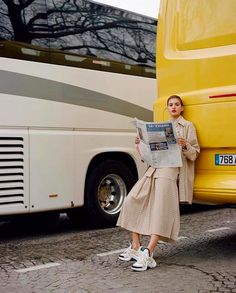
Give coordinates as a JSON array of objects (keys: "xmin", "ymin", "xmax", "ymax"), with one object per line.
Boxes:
[{"xmin": 132, "ymin": 118, "xmax": 182, "ymax": 168}]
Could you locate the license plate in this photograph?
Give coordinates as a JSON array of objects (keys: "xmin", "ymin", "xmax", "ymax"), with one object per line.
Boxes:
[{"xmin": 215, "ymin": 154, "xmax": 236, "ymax": 165}]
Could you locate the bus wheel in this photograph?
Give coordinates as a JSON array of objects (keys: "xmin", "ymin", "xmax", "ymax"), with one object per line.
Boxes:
[{"xmin": 85, "ymin": 159, "xmax": 136, "ymax": 227}]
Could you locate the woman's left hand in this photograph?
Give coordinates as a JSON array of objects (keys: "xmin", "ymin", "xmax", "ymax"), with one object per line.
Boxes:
[
  {"xmin": 135, "ymin": 136, "xmax": 140, "ymax": 144},
  {"xmin": 177, "ymin": 137, "xmax": 187, "ymax": 149}
]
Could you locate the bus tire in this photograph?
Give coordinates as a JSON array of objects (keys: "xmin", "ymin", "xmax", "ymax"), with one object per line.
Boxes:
[{"xmin": 84, "ymin": 159, "xmax": 136, "ymax": 227}]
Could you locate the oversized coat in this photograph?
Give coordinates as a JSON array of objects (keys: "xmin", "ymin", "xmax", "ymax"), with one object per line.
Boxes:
[
  {"xmin": 143, "ymin": 116, "xmax": 200, "ymax": 204},
  {"xmin": 177, "ymin": 116, "xmax": 200, "ymax": 203}
]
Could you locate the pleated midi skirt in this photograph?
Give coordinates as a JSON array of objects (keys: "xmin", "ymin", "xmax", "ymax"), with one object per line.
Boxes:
[{"xmin": 117, "ymin": 167, "xmax": 180, "ymax": 242}]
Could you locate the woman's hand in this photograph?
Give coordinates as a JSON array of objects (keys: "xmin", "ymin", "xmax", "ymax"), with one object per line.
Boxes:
[
  {"xmin": 177, "ymin": 137, "xmax": 187, "ymax": 149},
  {"xmin": 135, "ymin": 136, "xmax": 140, "ymax": 144}
]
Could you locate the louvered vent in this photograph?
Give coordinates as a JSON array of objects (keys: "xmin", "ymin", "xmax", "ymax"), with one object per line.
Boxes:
[{"xmin": 0, "ymin": 137, "xmax": 25, "ymax": 206}]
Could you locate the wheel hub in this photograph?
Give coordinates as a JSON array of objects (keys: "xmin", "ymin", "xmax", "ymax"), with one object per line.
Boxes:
[{"xmin": 98, "ymin": 174, "xmax": 127, "ymax": 215}]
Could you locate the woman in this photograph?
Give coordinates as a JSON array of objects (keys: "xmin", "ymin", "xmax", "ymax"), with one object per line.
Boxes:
[{"xmin": 117, "ymin": 95, "xmax": 200, "ymax": 272}]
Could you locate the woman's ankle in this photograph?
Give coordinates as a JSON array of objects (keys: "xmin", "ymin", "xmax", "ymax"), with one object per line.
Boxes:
[{"xmin": 132, "ymin": 243, "xmax": 141, "ymax": 251}]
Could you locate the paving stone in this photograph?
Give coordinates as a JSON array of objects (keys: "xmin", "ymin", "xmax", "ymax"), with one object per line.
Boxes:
[{"xmin": 0, "ymin": 206, "xmax": 235, "ymax": 292}]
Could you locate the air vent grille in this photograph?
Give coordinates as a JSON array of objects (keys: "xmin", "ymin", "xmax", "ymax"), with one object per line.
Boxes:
[{"xmin": 0, "ymin": 137, "xmax": 25, "ymax": 206}]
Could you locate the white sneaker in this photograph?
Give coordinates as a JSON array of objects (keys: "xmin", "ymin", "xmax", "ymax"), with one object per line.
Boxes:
[
  {"xmin": 131, "ymin": 248, "xmax": 157, "ymax": 271},
  {"xmin": 119, "ymin": 244, "xmax": 143, "ymax": 261}
]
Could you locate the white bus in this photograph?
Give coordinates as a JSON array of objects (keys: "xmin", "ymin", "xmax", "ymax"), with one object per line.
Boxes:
[{"xmin": 0, "ymin": 0, "xmax": 157, "ymax": 226}]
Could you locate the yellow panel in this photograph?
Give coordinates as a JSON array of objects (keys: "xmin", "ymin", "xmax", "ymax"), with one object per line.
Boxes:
[
  {"xmin": 194, "ymin": 172, "xmax": 236, "ymax": 204},
  {"xmin": 155, "ymin": 0, "xmax": 236, "ymax": 204},
  {"xmin": 156, "ymin": 0, "xmax": 236, "ymax": 99},
  {"xmin": 177, "ymin": 0, "xmax": 236, "ymax": 50}
]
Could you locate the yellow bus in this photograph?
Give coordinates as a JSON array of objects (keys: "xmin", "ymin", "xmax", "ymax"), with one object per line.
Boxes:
[{"xmin": 154, "ymin": 0, "xmax": 236, "ymax": 204}]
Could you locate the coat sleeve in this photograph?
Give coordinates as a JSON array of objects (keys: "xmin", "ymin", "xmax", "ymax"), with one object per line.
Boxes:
[{"xmin": 182, "ymin": 122, "xmax": 200, "ymax": 161}]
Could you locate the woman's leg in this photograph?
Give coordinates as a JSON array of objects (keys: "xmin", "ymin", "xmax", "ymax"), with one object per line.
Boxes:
[
  {"xmin": 119, "ymin": 231, "xmax": 142, "ymax": 261},
  {"xmin": 147, "ymin": 234, "xmax": 159, "ymax": 254},
  {"xmin": 131, "ymin": 232, "xmax": 141, "ymax": 250},
  {"xmin": 131, "ymin": 234, "xmax": 159, "ymax": 271}
]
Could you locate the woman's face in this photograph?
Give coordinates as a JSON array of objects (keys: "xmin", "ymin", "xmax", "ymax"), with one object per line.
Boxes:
[{"xmin": 167, "ymin": 98, "xmax": 184, "ymax": 118}]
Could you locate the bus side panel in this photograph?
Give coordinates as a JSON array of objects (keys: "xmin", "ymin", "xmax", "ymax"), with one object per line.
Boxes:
[
  {"xmin": 29, "ymin": 130, "xmax": 75, "ymax": 212},
  {"xmin": 73, "ymin": 131, "xmax": 147, "ymax": 207},
  {"xmin": 155, "ymin": 0, "xmax": 236, "ymax": 204}
]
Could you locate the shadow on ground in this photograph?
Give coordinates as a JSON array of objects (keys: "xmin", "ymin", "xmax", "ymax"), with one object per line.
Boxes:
[{"xmin": 0, "ymin": 204, "xmax": 231, "ymax": 241}]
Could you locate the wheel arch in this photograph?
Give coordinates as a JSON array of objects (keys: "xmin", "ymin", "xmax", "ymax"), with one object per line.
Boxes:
[
  {"xmin": 85, "ymin": 152, "xmax": 139, "ymax": 187},
  {"xmin": 81, "ymin": 151, "xmax": 139, "ymax": 227}
]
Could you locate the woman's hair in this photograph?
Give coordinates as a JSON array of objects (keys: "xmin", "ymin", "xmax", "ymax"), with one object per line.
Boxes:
[{"xmin": 167, "ymin": 95, "xmax": 184, "ymax": 106}]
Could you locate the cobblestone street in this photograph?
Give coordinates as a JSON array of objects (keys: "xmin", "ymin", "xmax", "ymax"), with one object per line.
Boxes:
[{"xmin": 0, "ymin": 206, "xmax": 235, "ymax": 293}]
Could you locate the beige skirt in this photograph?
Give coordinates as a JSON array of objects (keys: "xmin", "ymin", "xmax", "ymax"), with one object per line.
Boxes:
[{"xmin": 117, "ymin": 167, "xmax": 180, "ymax": 242}]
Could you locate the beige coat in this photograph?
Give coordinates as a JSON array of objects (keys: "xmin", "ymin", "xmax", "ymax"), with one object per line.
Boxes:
[
  {"xmin": 146, "ymin": 116, "xmax": 200, "ymax": 204},
  {"xmin": 178, "ymin": 116, "xmax": 200, "ymax": 203}
]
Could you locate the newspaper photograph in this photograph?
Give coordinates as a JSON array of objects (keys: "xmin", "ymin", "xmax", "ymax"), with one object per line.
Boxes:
[{"xmin": 132, "ymin": 118, "xmax": 182, "ymax": 168}]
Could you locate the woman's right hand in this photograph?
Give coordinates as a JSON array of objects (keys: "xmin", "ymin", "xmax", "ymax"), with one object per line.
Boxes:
[{"xmin": 135, "ymin": 136, "xmax": 140, "ymax": 144}]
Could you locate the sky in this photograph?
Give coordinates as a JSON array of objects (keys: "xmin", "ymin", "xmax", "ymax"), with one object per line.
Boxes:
[{"xmin": 93, "ymin": 0, "xmax": 160, "ymax": 18}]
